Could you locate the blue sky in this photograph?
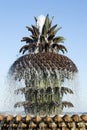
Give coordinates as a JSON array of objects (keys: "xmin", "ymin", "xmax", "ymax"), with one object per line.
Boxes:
[{"xmin": 0, "ymin": 0, "xmax": 87, "ymax": 112}]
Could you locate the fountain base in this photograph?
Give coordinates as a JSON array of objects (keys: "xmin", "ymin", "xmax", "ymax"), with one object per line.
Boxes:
[{"xmin": 0, "ymin": 114, "xmax": 87, "ymax": 129}]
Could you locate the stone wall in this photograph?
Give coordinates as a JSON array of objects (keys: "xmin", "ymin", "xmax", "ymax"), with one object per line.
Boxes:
[{"xmin": 0, "ymin": 114, "xmax": 87, "ymax": 129}]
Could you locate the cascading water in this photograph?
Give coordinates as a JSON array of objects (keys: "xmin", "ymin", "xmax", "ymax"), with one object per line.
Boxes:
[{"xmin": 8, "ymin": 52, "xmax": 78, "ymax": 115}]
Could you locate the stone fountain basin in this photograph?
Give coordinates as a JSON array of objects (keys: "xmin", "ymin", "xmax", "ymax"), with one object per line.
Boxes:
[{"xmin": 0, "ymin": 114, "xmax": 87, "ymax": 129}]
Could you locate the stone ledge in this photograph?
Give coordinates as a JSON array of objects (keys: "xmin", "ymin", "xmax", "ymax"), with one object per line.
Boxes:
[{"xmin": 0, "ymin": 114, "xmax": 87, "ymax": 129}]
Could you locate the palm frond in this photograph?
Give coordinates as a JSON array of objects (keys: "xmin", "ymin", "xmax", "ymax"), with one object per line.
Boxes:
[
  {"xmin": 32, "ymin": 25, "xmax": 39, "ymax": 37},
  {"xmin": 21, "ymin": 37, "xmax": 33, "ymax": 43},
  {"xmin": 51, "ymin": 28, "xmax": 59, "ymax": 36},
  {"xmin": 31, "ymin": 35, "xmax": 38, "ymax": 42},
  {"xmin": 26, "ymin": 26, "xmax": 34, "ymax": 34},
  {"xmin": 53, "ymin": 27, "xmax": 62, "ymax": 35},
  {"xmin": 49, "ymin": 16, "xmax": 54, "ymax": 28},
  {"xmin": 53, "ymin": 36, "xmax": 65, "ymax": 44},
  {"xmin": 19, "ymin": 43, "xmax": 36, "ymax": 54},
  {"xmin": 48, "ymin": 34, "xmax": 55, "ymax": 41},
  {"xmin": 51, "ymin": 44, "xmax": 67, "ymax": 53},
  {"xmin": 62, "ymin": 101, "xmax": 74, "ymax": 109},
  {"xmin": 40, "ymin": 35, "xmax": 45, "ymax": 43},
  {"xmin": 27, "ymin": 43, "xmax": 36, "ymax": 51},
  {"xmin": 58, "ymin": 45, "xmax": 67, "ymax": 53},
  {"xmin": 45, "ymin": 14, "xmax": 49, "ymax": 33},
  {"xmin": 34, "ymin": 16, "xmax": 37, "ymax": 23},
  {"xmin": 41, "ymin": 24, "xmax": 46, "ymax": 37},
  {"xmin": 14, "ymin": 87, "xmax": 30, "ymax": 94},
  {"xmin": 61, "ymin": 87, "xmax": 73, "ymax": 96},
  {"xmin": 42, "ymin": 14, "xmax": 50, "ymax": 36},
  {"xmin": 48, "ymin": 24, "xmax": 57, "ymax": 35},
  {"xmin": 14, "ymin": 101, "xmax": 29, "ymax": 108},
  {"xmin": 19, "ymin": 45, "xmax": 29, "ymax": 54}
]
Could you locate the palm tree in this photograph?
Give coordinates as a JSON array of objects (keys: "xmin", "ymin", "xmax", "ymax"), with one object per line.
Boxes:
[{"xmin": 9, "ymin": 14, "xmax": 78, "ymax": 115}]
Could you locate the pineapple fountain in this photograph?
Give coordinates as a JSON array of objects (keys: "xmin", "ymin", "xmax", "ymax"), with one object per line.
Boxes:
[
  {"xmin": 9, "ymin": 14, "xmax": 78, "ymax": 115},
  {"xmin": 0, "ymin": 15, "xmax": 87, "ymax": 129}
]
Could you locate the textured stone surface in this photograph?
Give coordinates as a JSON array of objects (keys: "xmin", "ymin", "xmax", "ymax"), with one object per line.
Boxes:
[{"xmin": 0, "ymin": 114, "xmax": 87, "ymax": 129}]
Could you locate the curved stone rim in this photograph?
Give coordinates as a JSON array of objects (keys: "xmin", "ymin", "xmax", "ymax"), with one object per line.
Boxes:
[{"xmin": 0, "ymin": 114, "xmax": 87, "ymax": 129}]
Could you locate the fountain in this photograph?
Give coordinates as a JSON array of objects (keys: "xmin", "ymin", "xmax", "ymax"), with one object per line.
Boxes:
[
  {"xmin": 0, "ymin": 14, "xmax": 87, "ymax": 129},
  {"xmin": 8, "ymin": 14, "xmax": 78, "ymax": 115}
]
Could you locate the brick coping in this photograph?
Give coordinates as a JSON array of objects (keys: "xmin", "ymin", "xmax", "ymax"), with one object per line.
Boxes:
[{"xmin": 0, "ymin": 114, "xmax": 87, "ymax": 129}]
